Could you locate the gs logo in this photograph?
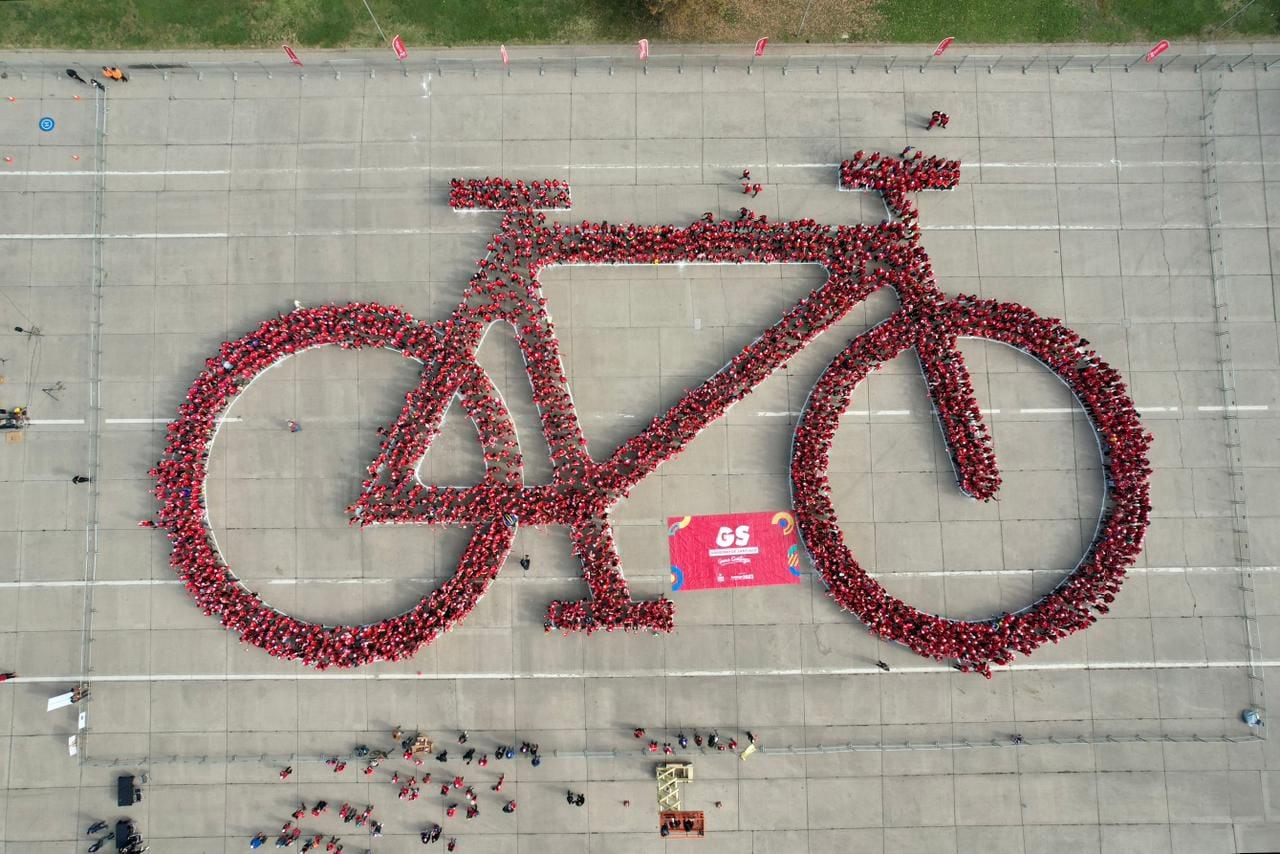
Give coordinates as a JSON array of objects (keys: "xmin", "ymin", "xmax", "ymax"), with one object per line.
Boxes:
[{"xmin": 715, "ymin": 525, "xmax": 751, "ymax": 548}]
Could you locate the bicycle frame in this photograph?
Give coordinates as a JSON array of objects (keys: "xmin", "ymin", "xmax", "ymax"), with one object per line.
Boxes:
[{"xmin": 351, "ymin": 157, "xmax": 984, "ymax": 633}]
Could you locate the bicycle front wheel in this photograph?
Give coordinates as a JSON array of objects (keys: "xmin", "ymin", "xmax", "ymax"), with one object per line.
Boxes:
[{"xmin": 790, "ymin": 297, "xmax": 1152, "ymax": 674}]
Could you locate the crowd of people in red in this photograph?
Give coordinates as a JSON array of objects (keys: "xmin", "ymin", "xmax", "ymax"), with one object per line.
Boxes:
[
  {"xmin": 791, "ymin": 151, "xmax": 1152, "ymax": 675},
  {"xmin": 151, "ymin": 154, "xmax": 1150, "ymax": 673},
  {"xmin": 448, "ymin": 177, "xmax": 571, "ymax": 210}
]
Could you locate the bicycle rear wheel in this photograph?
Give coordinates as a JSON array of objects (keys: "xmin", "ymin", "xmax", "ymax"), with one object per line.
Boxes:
[
  {"xmin": 157, "ymin": 304, "xmax": 517, "ymax": 669},
  {"xmin": 791, "ymin": 296, "xmax": 1152, "ymax": 674}
]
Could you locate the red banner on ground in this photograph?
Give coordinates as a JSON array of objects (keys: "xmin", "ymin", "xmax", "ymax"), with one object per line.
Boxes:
[
  {"xmin": 282, "ymin": 44, "xmax": 303, "ymax": 66},
  {"xmin": 392, "ymin": 34, "xmax": 408, "ymax": 61},
  {"xmin": 933, "ymin": 36, "xmax": 955, "ymax": 57},
  {"xmin": 667, "ymin": 511, "xmax": 802, "ymax": 591},
  {"xmin": 754, "ymin": 37, "xmax": 769, "ymax": 57},
  {"xmin": 1145, "ymin": 39, "xmax": 1170, "ymax": 63}
]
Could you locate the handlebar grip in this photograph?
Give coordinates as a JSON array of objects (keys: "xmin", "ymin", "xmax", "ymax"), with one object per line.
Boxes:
[{"xmin": 449, "ymin": 178, "xmax": 572, "ymax": 211}]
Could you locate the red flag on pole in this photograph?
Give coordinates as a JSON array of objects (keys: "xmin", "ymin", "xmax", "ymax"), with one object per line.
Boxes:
[
  {"xmin": 282, "ymin": 44, "xmax": 303, "ymax": 66},
  {"xmin": 391, "ymin": 34, "xmax": 408, "ymax": 61},
  {"xmin": 1144, "ymin": 39, "xmax": 1170, "ymax": 63},
  {"xmin": 754, "ymin": 37, "xmax": 769, "ymax": 57},
  {"xmin": 500, "ymin": 44, "xmax": 509, "ymax": 65},
  {"xmin": 638, "ymin": 38, "xmax": 650, "ymax": 61},
  {"xmin": 933, "ymin": 36, "xmax": 955, "ymax": 57}
]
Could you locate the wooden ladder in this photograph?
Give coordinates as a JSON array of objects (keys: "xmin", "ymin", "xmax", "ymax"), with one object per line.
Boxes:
[{"xmin": 656, "ymin": 763, "xmax": 693, "ymax": 811}]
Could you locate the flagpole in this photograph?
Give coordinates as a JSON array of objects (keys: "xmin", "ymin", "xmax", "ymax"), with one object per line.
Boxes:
[
  {"xmin": 360, "ymin": 0, "xmax": 390, "ymax": 45},
  {"xmin": 796, "ymin": 0, "xmax": 816, "ymax": 37}
]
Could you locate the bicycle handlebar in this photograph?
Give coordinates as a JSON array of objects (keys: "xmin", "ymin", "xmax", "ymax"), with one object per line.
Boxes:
[
  {"xmin": 448, "ymin": 150, "xmax": 962, "ymax": 221},
  {"xmin": 842, "ymin": 149, "xmax": 961, "ymax": 222},
  {"xmin": 449, "ymin": 177, "xmax": 572, "ymax": 211}
]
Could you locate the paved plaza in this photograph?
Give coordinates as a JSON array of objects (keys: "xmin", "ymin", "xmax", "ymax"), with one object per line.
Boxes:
[{"xmin": 1, "ymin": 44, "xmax": 1280, "ymax": 852}]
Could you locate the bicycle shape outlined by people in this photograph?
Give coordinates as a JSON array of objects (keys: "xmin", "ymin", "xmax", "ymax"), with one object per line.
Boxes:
[{"xmin": 153, "ymin": 149, "xmax": 1152, "ymax": 675}]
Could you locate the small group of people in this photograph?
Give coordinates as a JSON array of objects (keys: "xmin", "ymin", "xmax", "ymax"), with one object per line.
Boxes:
[
  {"xmin": 261, "ymin": 728, "xmax": 540, "ymax": 850},
  {"xmin": 64, "ymin": 66, "xmax": 127, "ymax": 90},
  {"xmin": 259, "ymin": 809, "xmax": 374, "ymax": 850},
  {"xmin": 660, "ymin": 814, "xmax": 700, "ymax": 837},
  {"xmin": 633, "ymin": 726, "xmax": 755, "ymax": 753},
  {"xmin": 419, "ymin": 823, "xmax": 457, "ymax": 848}
]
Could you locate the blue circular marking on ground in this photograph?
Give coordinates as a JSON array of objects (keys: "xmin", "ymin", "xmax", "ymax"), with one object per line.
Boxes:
[
  {"xmin": 38, "ymin": 117, "xmax": 55, "ymax": 132},
  {"xmin": 670, "ymin": 565, "xmax": 684, "ymax": 592}
]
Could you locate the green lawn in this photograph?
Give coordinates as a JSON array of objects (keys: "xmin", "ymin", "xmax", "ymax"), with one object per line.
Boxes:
[
  {"xmin": 0, "ymin": 0, "xmax": 1274, "ymax": 49},
  {"xmin": 874, "ymin": 0, "xmax": 1279, "ymax": 43}
]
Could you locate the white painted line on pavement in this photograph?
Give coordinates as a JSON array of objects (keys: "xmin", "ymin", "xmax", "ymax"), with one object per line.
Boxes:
[
  {"xmin": 0, "ymin": 224, "xmax": 1267, "ymax": 241},
  {"xmin": 103, "ymin": 416, "xmax": 240, "ymax": 424},
  {"xmin": 0, "ymin": 229, "xmax": 471, "ymax": 240},
  {"xmin": 1, "ymin": 564, "xmax": 1273, "ymax": 589},
  {"xmin": 8, "ymin": 658, "xmax": 1280, "ymax": 682},
  {"xmin": 0, "ymin": 159, "xmax": 1275, "ymax": 180},
  {"xmin": 920, "ymin": 224, "xmax": 1239, "ymax": 231},
  {"xmin": 23, "ymin": 404, "xmax": 1272, "ymax": 432}
]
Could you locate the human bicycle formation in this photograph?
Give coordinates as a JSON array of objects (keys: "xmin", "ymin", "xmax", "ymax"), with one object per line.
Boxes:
[{"xmin": 149, "ymin": 149, "xmax": 1151, "ymax": 676}]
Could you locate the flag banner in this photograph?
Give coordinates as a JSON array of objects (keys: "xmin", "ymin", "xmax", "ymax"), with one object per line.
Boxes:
[
  {"xmin": 933, "ymin": 36, "xmax": 955, "ymax": 57},
  {"xmin": 1145, "ymin": 40, "xmax": 1170, "ymax": 63},
  {"xmin": 392, "ymin": 34, "xmax": 408, "ymax": 60},
  {"xmin": 282, "ymin": 44, "xmax": 303, "ymax": 66},
  {"xmin": 500, "ymin": 44, "xmax": 509, "ymax": 64},
  {"xmin": 667, "ymin": 511, "xmax": 803, "ymax": 591},
  {"xmin": 638, "ymin": 38, "xmax": 650, "ymax": 60},
  {"xmin": 754, "ymin": 37, "xmax": 769, "ymax": 57}
]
